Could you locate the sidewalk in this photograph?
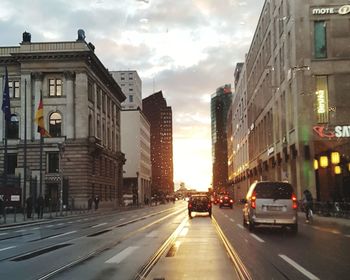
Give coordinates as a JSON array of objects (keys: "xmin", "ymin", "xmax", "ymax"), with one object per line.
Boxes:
[{"xmin": 297, "ymin": 211, "xmax": 350, "ymax": 228}]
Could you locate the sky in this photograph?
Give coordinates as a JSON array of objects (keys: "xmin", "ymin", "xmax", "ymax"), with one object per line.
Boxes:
[{"xmin": 1, "ymin": 0, "xmax": 265, "ymax": 191}]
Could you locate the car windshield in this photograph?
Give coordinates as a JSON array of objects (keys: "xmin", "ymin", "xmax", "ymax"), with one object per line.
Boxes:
[{"xmin": 1, "ymin": 0, "xmax": 349, "ymax": 279}]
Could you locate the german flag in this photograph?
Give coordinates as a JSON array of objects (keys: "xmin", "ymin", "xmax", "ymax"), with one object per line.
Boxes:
[{"xmin": 35, "ymin": 91, "xmax": 50, "ymax": 137}]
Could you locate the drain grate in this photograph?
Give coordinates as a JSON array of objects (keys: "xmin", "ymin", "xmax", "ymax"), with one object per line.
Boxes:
[{"xmin": 11, "ymin": 244, "xmax": 71, "ymax": 261}]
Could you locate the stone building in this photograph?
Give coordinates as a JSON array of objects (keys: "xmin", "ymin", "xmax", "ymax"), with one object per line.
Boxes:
[{"xmin": 0, "ymin": 31, "xmax": 125, "ymax": 209}]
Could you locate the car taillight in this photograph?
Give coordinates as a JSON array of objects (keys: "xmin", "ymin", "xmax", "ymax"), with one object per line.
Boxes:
[
  {"xmin": 220, "ymin": 199, "xmax": 223, "ymax": 203},
  {"xmin": 224, "ymin": 196, "xmax": 228, "ymax": 199},
  {"xmin": 189, "ymin": 204, "xmax": 192, "ymax": 208},
  {"xmin": 292, "ymin": 193, "xmax": 298, "ymax": 209},
  {"xmin": 208, "ymin": 204, "xmax": 211, "ymax": 208},
  {"xmin": 230, "ymin": 199, "xmax": 233, "ymax": 203},
  {"xmin": 251, "ymin": 191, "xmax": 256, "ymax": 209}
]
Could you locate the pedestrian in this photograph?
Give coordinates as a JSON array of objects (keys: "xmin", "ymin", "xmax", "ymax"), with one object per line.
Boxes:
[
  {"xmin": 26, "ymin": 196, "xmax": 33, "ymax": 219},
  {"xmin": 0, "ymin": 196, "xmax": 4, "ymax": 220},
  {"xmin": 88, "ymin": 197, "xmax": 93, "ymax": 210},
  {"xmin": 94, "ymin": 195, "xmax": 99, "ymax": 210},
  {"xmin": 302, "ymin": 189, "xmax": 313, "ymax": 222},
  {"xmin": 37, "ymin": 194, "xmax": 44, "ymax": 219}
]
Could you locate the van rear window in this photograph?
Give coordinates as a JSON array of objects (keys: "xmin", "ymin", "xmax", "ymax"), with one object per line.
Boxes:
[{"xmin": 255, "ymin": 182, "xmax": 293, "ymax": 199}]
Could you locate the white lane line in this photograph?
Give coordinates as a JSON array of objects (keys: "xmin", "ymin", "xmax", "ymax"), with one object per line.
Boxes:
[
  {"xmin": 0, "ymin": 232, "xmax": 8, "ymax": 236},
  {"xmin": 224, "ymin": 214, "xmax": 228, "ymax": 218},
  {"xmin": 146, "ymin": 230, "xmax": 158, "ymax": 238},
  {"xmin": 83, "ymin": 218, "xmax": 89, "ymax": 221},
  {"xmin": 106, "ymin": 247, "xmax": 139, "ymax": 264},
  {"xmin": 0, "ymin": 246, "xmax": 16, "ymax": 252},
  {"xmin": 15, "ymin": 229, "xmax": 27, "ymax": 233},
  {"xmin": 237, "ymin": 224, "xmax": 244, "ymax": 229},
  {"xmin": 250, "ymin": 233, "xmax": 265, "ymax": 243},
  {"xmin": 30, "ymin": 227, "xmax": 40, "ymax": 230},
  {"xmin": 279, "ymin": 254, "xmax": 320, "ymax": 280},
  {"xmin": 45, "ymin": 225, "xmax": 54, "ymax": 228},
  {"xmin": 179, "ymin": 227, "xmax": 189, "ymax": 237},
  {"xmin": 48, "ymin": 231, "xmax": 77, "ymax": 239},
  {"xmin": 230, "ymin": 218, "xmax": 235, "ymax": 223},
  {"xmin": 68, "ymin": 221, "xmax": 73, "ymax": 224},
  {"xmin": 119, "ymin": 218, "xmax": 126, "ymax": 221},
  {"xmin": 77, "ymin": 219, "xmax": 82, "ymax": 222},
  {"xmin": 92, "ymin": 222, "xmax": 107, "ymax": 228},
  {"xmin": 57, "ymin": 223, "xmax": 65, "ymax": 226}
]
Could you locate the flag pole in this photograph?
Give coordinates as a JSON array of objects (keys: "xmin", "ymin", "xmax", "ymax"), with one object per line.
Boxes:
[
  {"xmin": 23, "ymin": 79, "xmax": 27, "ymax": 209},
  {"xmin": 3, "ymin": 115, "xmax": 7, "ymax": 186},
  {"xmin": 39, "ymin": 131, "xmax": 43, "ymax": 196}
]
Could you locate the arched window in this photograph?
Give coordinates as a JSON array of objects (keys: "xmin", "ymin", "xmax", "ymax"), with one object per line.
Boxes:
[
  {"xmin": 49, "ymin": 112, "xmax": 62, "ymax": 137},
  {"xmin": 8, "ymin": 114, "xmax": 19, "ymax": 139}
]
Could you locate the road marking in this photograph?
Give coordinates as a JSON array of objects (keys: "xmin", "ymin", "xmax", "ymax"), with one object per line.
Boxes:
[
  {"xmin": 0, "ymin": 232, "xmax": 8, "ymax": 236},
  {"xmin": 15, "ymin": 229, "xmax": 27, "ymax": 233},
  {"xmin": 230, "ymin": 218, "xmax": 235, "ymax": 222},
  {"xmin": 83, "ymin": 218, "xmax": 89, "ymax": 221},
  {"xmin": 92, "ymin": 222, "xmax": 107, "ymax": 228},
  {"xmin": 105, "ymin": 246, "xmax": 139, "ymax": 264},
  {"xmin": 237, "ymin": 224, "xmax": 244, "ymax": 229},
  {"xmin": 68, "ymin": 221, "xmax": 73, "ymax": 224},
  {"xmin": 250, "ymin": 233, "xmax": 265, "ymax": 243},
  {"xmin": 77, "ymin": 219, "xmax": 82, "ymax": 222},
  {"xmin": 0, "ymin": 246, "xmax": 16, "ymax": 252},
  {"xmin": 312, "ymin": 226, "xmax": 341, "ymax": 235},
  {"xmin": 279, "ymin": 254, "xmax": 320, "ymax": 280},
  {"xmin": 119, "ymin": 218, "xmax": 125, "ymax": 221},
  {"xmin": 224, "ymin": 214, "xmax": 228, "ymax": 218},
  {"xmin": 30, "ymin": 227, "xmax": 40, "ymax": 230},
  {"xmin": 45, "ymin": 225, "xmax": 54, "ymax": 228},
  {"xmin": 146, "ymin": 230, "xmax": 158, "ymax": 238},
  {"xmin": 57, "ymin": 223, "xmax": 65, "ymax": 226},
  {"xmin": 48, "ymin": 231, "xmax": 77, "ymax": 239},
  {"xmin": 179, "ymin": 227, "xmax": 189, "ymax": 237},
  {"xmin": 131, "ymin": 215, "xmax": 138, "ymax": 218}
]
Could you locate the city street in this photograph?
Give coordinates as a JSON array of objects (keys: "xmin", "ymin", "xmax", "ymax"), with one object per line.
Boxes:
[{"xmin": 0, "ymin": 201, "xmax": 349, "ymax": 280}]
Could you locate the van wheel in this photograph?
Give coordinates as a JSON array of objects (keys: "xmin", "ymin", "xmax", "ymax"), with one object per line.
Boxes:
[
  {"xmin": 188, "ymin": 211, "xmax": 192, "ymax": 219},
  {"xmin": 248, "ymin": 220, "xmax": 255, "ymax": 232}
]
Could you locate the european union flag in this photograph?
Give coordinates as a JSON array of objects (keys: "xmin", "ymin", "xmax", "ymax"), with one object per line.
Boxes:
[{"xmin": 2, "ymin": 66, "xmax": 11, "ymax": 123}]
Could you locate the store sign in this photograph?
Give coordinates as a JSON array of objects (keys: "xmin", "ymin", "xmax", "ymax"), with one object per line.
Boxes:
[
  {"xmin": 312, "ymin": 5, "xmax": 350, "ymax": 15},
  {"xmin": 313, "ymin": 125, "xmax": 350, "ymax": 138}
]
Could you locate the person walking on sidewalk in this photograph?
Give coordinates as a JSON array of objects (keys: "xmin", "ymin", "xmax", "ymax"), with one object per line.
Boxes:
[
  {"xmin": 26, "ymin": 196, "xmax": 33, "ymax": 219},
  {"xmin": 303, "ymin": 189, "xmax": 313, "ymax": 222},
  {"xmin": 37, "ymin": 195, "xmax": 44, "ymax": 219}
]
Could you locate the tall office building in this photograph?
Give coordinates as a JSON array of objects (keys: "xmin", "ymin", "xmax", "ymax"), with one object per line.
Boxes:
[
  {"xmin": 111, "ymin": 70, "xmax": 152, "ymax": 206},
  {"xmin": 211, "ymin": 85, "xmax": 233, "ymax": 193},
  {"xmin": 142, "ymin": 91, "xmax": 174, "ymax": 196},
  {"xmin": 229, "ymin": 0, "xmax": 350, "ymax": 201},
  {"xmin": 110, "ymin": 71, "xmax": 142, "ymax": 110}
]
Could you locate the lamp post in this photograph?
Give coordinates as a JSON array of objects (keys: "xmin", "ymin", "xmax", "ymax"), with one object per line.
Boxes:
[{"xmin": 58, "ymin": 142, "xmax": 65, "ymax": 216}]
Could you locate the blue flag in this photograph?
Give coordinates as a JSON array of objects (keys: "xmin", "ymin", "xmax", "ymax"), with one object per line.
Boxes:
[{"xmin": 2, "ymin": 66, "xmax": 11, "ymax": 123}]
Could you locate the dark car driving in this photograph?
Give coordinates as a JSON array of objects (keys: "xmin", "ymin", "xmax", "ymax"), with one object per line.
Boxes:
[
  {"xmin": 188, "ymin": 195, "xmax": 212, "ymax": 218},
  {"xmin": 219, "ymin": 195, "xmax": 234, "ymax": 208}
]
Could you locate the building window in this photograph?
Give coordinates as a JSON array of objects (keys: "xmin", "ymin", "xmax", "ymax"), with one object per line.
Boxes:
[
  {"xmin": 6, "ymin": 154, "xmax": 17, "ymax": 174},
  {"xmin": 97, "ymin": 88, "xmax": 101, "ymax": 108},
  {"xmin": 314, "ymin": 21, "xmax": 327, "ymax": 58},
  {"xmin": 49, "ymin": 79, "xmax": 62, "ymax": 97},
  {"xmin": 9, "ymin": 81, "xmax": 20, "ymax": 99},
  {"xmin": 8, "ymin": 114, "xmax": 19, "ymax": 139},
  {"xmin": 49, "ymin": 112, "xmax": 62, "ymax": 137},
  {"xmin": 48, "ymin": 152, "xmax": 59, "ymax": 173},
  {"xmin": 129, "ymin": 95, "xmax": 134, "ymax": 102},
  {"xmin": 88, "ymin": 82, "xmax": 94, "ymax": 102},
  {"xmin": 102, "ymin": 93, "xmax": 106, "ymax": 113}
]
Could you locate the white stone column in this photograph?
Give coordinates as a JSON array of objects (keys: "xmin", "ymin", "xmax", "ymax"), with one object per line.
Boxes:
[
  {"xmin": 75, "ymin": 72, "xmax": 88, "ymax": 138},
  {"xmin": 32, "ymin": 72, "xmax": 43, "ymax": 140},
  {"xmin": 64, "ymin": 71, "xmax": 75, "ymax": 139}
]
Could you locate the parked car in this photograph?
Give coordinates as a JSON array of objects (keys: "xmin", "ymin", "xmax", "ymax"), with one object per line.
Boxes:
[
  {"xmin": 188, "ymin": 195, "xmax": 212, "ymax": 218},
  {"xmin": 219, "ymin": 196, "xmax": 234, "ymax": 208},
  {"xmin": 242, "ymin": 181, "xmax": 298, "ymax": 233}
]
